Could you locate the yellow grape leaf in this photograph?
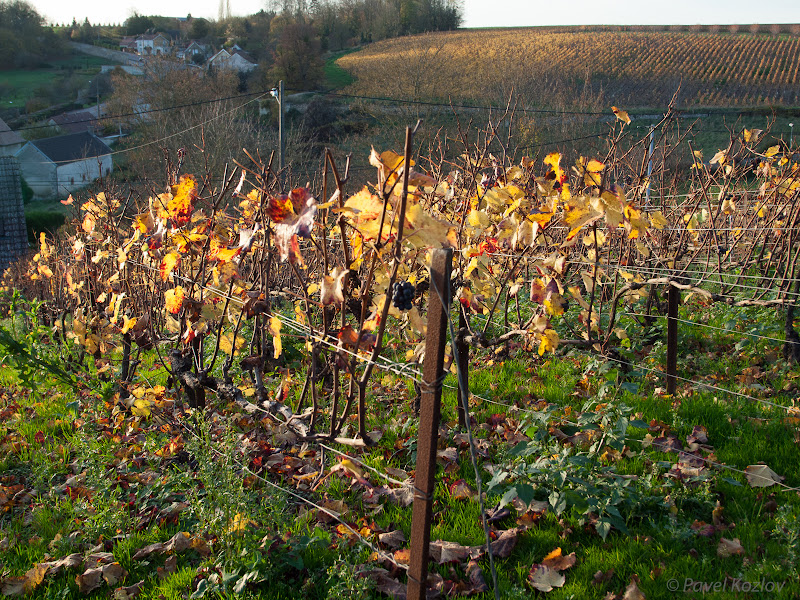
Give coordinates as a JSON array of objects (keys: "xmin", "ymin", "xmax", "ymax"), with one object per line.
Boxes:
[
  {"xmin": 538, "ymin": 329, "xmax": 560, "ymax": 356},
  {"xmin": 764, "ymin": 145, "xmax": 780, "ymax": 158},
  {"xmin": 721, "ymin": 197, "xmax": 736, "ymax": 215},
  {"xmin": 166, "ymin": 175, "xmax": 198, "ymax": 227},
  {"xmin": 650, "ymin": 210, "xmax": 668, "ymax": 230},
  {"xmin": 160, "ymin": 251, "xmax": 181, "ymax": 282},
  {"xmin": 120, "ymin": 316, "xmax": 137, "ymax": 335},
  {"xmin": 131, "ymin": 396, "xmax": 152, "ymax": 418},
  {"xmin": 611, "ymin": 106, "xmax": 631, "ymax": 125},
  {"xmin": 543, "ymin": 152, "xmax": 567, "ymax": 185},
  {"xmin": 468, "ymin": 209, "xmax": 492, "ymax": 228},
  {"xmin": 337, "ymin": 458, "xmax": 365, "ymax": 478},
  {"xmin": 269, "ymin": 316, "xmax": 282, "ymax": 359},
  {"xmin": 134, "ymin": 210, "xmax": 154, "ymax": 234},
  {"xmin": 82, "ymin": 212, "xmax": 96, "ymax": 234},
  {"xmin": 742, "ymin": 128, "xmax": 763, "ymax": 143},
  {"xmin": 564, "ymin": 200, "xmax": 602, "ymax": 239},
  {"xmin": 710, "ymin": 150, "xmax": 727, "ymax": 165},
  {"xmin": 164, "ymin": 287, "xmax": 185, "ymax": 315},
  {"xmin": 227, "ymin": 513, "xmax": 256, "ymax": 534},
  {"xmin": 219, "ymin": 332, "xmax": 245, "ymax": 356},
  {"xmin": 544, "ymin": 295, "xmax": 566, "ymax": 317},
  {"xmin": 212, "ymin": 247, "xmax": 241, "ymax": 263},
  {"xmin": 344, "ymin": 187, "xmax": 390, "ymax": 242}
]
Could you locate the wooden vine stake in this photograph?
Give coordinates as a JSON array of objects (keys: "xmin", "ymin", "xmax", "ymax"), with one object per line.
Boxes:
[
  {"xmin": 408, "ymin": 248, "xmax": 453, "ymax": 600},
  {"xmin": 666, "ymin": 282, "xmax": 679, "ymax": 395}
]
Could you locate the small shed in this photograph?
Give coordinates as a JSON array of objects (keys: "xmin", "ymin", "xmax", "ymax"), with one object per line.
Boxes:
[
  {"xmin": 14, "ymin": 132, "xmax": 112, "ymax": 200},
  {"xmin": 0, "ymin": 158, "xmax": 28, "ymax": 272}
]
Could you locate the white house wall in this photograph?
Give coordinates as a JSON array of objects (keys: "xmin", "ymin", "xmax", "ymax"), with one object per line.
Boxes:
[
  {"xmin": 56, "ymin": 156, "xmax": 112, "ymax": 197},
  {"xmin": 14, "ymin": 144, "xmax": 56, "ymax": 198}
]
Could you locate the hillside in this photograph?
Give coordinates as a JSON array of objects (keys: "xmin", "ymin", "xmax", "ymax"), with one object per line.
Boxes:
[{"xmin": 337, "ymin": 27, "xmax": 800, "ymax": 109}]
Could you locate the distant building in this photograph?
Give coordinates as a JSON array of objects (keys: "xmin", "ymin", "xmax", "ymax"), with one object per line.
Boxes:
[
  {"xmin": 0, "ymin": 118, "xmax": 25, "ymax": 158},
  {"xmin": 14, "ymin": 132, "xmax": 112, "ymax": 200},
  {"xmin": 136, "ymin": 33, "xmax": 171, "ymax": 56},
  {"xmin": 48, "ymin": 110, "xmax": 99, "ymax": 135},
  {"xmin": 119, "ymin": 36, "xmax": 137, "ymax": 53},
  {"xmin": 176, "ymin": 40, "xmax": 209, "ymax": 61},
  {"xmin": 208, "ymin": 48, "xmax": 258, "ymax": 73},
  {"xmin": 0, "ymin": 158, "xmax": 28, "ymax": 271}
]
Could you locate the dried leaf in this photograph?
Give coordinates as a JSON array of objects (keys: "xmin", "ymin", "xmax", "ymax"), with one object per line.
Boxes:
[
  {"xmin": 528, "ymin": 564, "xmax": 565, "ymax": 592},
  {"xmin": 744, "ymin": 464, "xmax": 784, "ymax": 488},
  {"xmin": 623, "ymin": 579, "xmax": 647, "ymax": 600},
  {"xmin": 717, "ymin": 537, "xmax": 745, "ymax": 558},
  {"xmin": 114, "ymin": 580, "xmax": 144, "ymax": 600},
  {"xmin": 541, "ymin": 547, "xmax": 577, "ymax": 571}
]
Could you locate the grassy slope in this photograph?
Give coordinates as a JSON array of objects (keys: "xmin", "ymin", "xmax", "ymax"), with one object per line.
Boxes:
[{"xmin": 4, "ymin": 54, "xmax": 117, "ymax": 109}]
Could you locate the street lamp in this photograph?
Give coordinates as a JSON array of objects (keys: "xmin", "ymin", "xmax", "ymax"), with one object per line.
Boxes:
[{"xmin": 790, "ymin": 123, "xmax": 794, "ymax": 148}]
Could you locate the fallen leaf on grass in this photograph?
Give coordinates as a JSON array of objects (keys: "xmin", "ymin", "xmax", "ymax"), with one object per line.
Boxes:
[
  {"xmin": 84, "ymin": 552, "xmax": 114, "ymax": 569},
  {"xmin": 717, "ymin": 537, "xmax": 745, "ymax": 557},
  {"xmin": 592, "ymin": 568, "xmax": 615, "ymax": 585},
  {"xmin": 366, "ymin": 568, "xmax": 407, "ymax": 600},
  {"xmin": 76, "ymin": 562, "xmax": 128, "ymax": 594},
  {"xmin": 132, "ymin": 532, "xmax": 210, "ymax": 560},
  {"xmin": 392, "ymin": 548, "xmax": 411, "ymax": 565},
  {"xmin": 528, "ymin": 565, "xmax": 565, "ymax": 592},
  {"xmin": 449, "ymin": 479, "xmax": 475, "ymax": 500},
  {"xmin": 157, "ymin": 555, "xmax": 177, "ymax": 579},
  {"xmin": 744, "ymin": 464, "xmax": 784, "ymax": 488},
  {"xmin": 429, "ymin": 540, "xmax": 473, "ymax": 564},
  {"xmin": 378, "ymin": 530, "xmax": 406, "ymax": 549},
  {"xmin": 541, "ymin": 547, "xmax": 576, "ymax": 571},
  {"xmin": 385, "ymin": 482, "xmax": 415, "ymax": 507},
  {"xmin": 0, "ymin": 563, "xmax": 48, "ymax": 596},
  {"xmin": 316, "ymin": 499, "xmax": 348, "ymax": 524},
  {"xmin": 466, "ymin": 558, "xmax": 489, "ymax": 594},
  {"xmin": 490, "ymin": 528, "xmax": 519, "ymax": 558},
  {"xmin": 622, "ymin": 578, "xmax": 647, "ymax": 599},
  {"xmin": 113, "ymin": 580, "xmax": 144, "ymax": 600}
]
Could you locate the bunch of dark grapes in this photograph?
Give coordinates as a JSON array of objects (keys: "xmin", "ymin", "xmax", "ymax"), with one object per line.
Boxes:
[{"xmin": 391, "ymin": 281, "xmax": 415, "ymax": 311}]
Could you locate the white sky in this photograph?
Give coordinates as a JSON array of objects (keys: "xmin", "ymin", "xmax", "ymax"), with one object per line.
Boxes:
[{"xmin": 27, "ymin": 0, "xmax": 800, "ymax": 28}]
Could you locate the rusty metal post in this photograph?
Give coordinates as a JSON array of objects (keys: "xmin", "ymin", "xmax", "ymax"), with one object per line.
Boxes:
[
  {"xmin": 456, "ymin": 308, "xmax": 468, "ymax": 429},
  {"xmin": 666, "ymin": 282, "xmax": 679, "ymax": 395},
  {"xmin": 407, "ymin": 248, "xmax": 452, "ymax": 600}
]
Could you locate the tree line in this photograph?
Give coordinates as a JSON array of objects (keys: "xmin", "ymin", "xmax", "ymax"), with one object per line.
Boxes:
[{"xmin": 0, "ymin": 0, "xmax": 65, "ymax": 69}]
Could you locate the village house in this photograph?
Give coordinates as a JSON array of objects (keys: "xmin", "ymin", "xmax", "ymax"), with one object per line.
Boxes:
[
  {"xmin": 14, "ymin": 132, "xmax": 112, "ymax": 200},
  {"xmin": 176, "ymin": 40, "xmax": 209, "ymax": 62},
  {"xmin": 48, "ymin": 110, "xmax": 99, "ymax": 135},
  {"xmin": 136, "ymin": 33, "xmax": 171, "ymax": 56},
  {"xmin": 207, "ymin": 47, "xmax": 258, "ymax": 73},
  {"xmin": 119, "ymin": 36, "xmax": 137, "ymax": 53},
  {"xmin": 0, "ymin": 118, "xmax": 25, "ymax": 158}
]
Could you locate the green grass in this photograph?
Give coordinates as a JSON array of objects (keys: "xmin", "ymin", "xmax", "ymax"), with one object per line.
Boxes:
[
  {"xmin": 324, "ymin": 49, "xmax": 359, "ymax": 90},
  {"xmin": 3, "ymin": 52, "xmax": 118, "ymax": 109},
  {"xmin": 1, "ymin": 291, "xmax": 799, "ymax": 598}
]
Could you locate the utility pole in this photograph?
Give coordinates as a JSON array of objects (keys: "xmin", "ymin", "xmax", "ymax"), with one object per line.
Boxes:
[{"xmin": 271, "ymin": 81, "xmax": 286, "ymax": 187}]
